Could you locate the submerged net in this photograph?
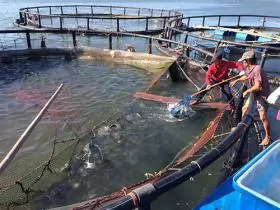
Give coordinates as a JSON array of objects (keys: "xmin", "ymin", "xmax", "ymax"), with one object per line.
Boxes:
[
  {"xmin": 71, "ymin": 105, "xmax": 234, "ymax": 210},
  {"xmin": 70, "ymin": 84, "xmax": 263, "ymax": 210},
  {"xmin": 0, "ymin": 88, "xmax": 98, "ymax": 209}
]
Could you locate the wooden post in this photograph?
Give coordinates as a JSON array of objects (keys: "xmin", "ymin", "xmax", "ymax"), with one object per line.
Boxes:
[
  {"xmin": 38, "ymin": 15, "xmax": 42, "ymax": 28},
  {"xmin": 169, "ymin": 28, "xmax": 173, "ymax": 47},
  {"xmin": 202, "ymin": 16, "xmax": 205, "ymax": 26},
  {"xmin": 24, "ymin": 12, "xmax": 27, "ymax": 25},
  {"xmin": 60, "ymin": 6, "xmax": 63, "ymax": 15},
  {"xmin": 49, "ymin": 6, "xmax": 52, "ymax": 15},
  {"xmin": 148, "ymin": 37, "xmax": 152, "ymax": 54},
  {"xmin": 260, "ymin": 48, "xmax": 267, "ymax": 68},
  {"xmin": 91, "ymin": 6, "xmax": 94, "ymax": 16},
  {"xmin": 75, "ymin": 5, "xmax": 78, "ymax": 15},
  {"xmin": 60, "ymin": 16, "xmax": 63, "ymax": 30},
  {"xmin": 72, "ymin": 32, "xmax": 77, "ymax": 47},
  {"xmin": 213, "ymin": 41, "xmax": 221, "ymax": 57},
  {"xmin": 186, "ymin": 47, "xmax": 190, "ymax": 57},
  {"xmin": 36, "ymin": 7, "xmax": 40, "ymax": 14},
  {"xmin": 163, "ymin": 17, "xmax": 166, "ymax": 28},
  {"xmin": 109, "ymin": 33, "xmax": 112, "ymax": 50},
  {"xmin": 237, "ymin": 15, "xmax": 241, "ymax": 27},
  {"xmin": 110, "ymin": 6, "xmax": 112, "ymax": 15},
  {"xmin": 218, "ymin": 16, "xmax": 221, "ymax": 27},
  {"xmin": 138, "ymin": 9, "xmax": 140, "ymax": 16},
  {"xmin": 145, "ymin": 17, "xmax": 149, "ymax": 31},
  {"xmin": 262, "ymin": 17, "xmax": 266, "ymax": 28},
  {"xmin": 117, "ymin": 18, "xmax": 120, "ymax": 32},
  {"xmin": 186, "ymin": 18, "xmax": 190, "ymax": 28},
  {"xmin": 124, "ymin": 8, "xmax": 126, "ymax": 15},
  {"xmin": 87, "ymin": 18, "xmax": 90, "ymax": 30},
  {"xmin": 160, "ymin": 9, "xmax": 163, "ymax": 17},
  {"xmin": 184, "ymin": 32, "xmax": 188, "ymax": 43},
  {"xmin": 26, "ymin": 32, "xmax": 31, "ymax": 49},
  {"xmin": 19, "ymin": 12, "xmax": 23, "ymax": 23},
  {"xmin": 151, "ymin": 9, "xmax": 153, "ymax": 17}
]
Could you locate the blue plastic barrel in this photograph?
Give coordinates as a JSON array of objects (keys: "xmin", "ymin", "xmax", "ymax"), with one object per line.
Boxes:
[
  {"xmin": 235, "ymin": 32, "xmax": 249, "ymax": 40},
  {"xmin": 214, "ymin": 29, "xmax": 225, "ymax": 36},
  {"xmin": 258, "ymin": 36, "xmax": 272, "ymax": 42}
]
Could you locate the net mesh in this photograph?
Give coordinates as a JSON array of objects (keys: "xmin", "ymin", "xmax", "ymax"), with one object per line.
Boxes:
[{"xmin": 71, "ymin": 107, "xmax": 233, "ymax": 210}]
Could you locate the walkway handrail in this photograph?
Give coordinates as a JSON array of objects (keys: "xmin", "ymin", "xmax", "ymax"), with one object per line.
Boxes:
[
  {"xmin": 0, "ymin": 83, "xmax": 64, "ymax": 176},
  {"xmin": 169, "ymin": 14, "xmax": 280, "ymax": 27},
  {"xmin": 19, "ymin": 5, "xmax": 182, "ymax": 17},
  {"xmin": 166, "ymin": 26, "xmax": 280, "ymax": 51}
]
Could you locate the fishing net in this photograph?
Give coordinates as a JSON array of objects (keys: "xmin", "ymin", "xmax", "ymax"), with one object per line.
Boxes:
[
  {"xmin": 68, "ymin": 105, "xmax": 235, "ymax": 210},
  {"xmin": 68, "ymin": 84, "xmax": 264, "ymax": 210},
  {"xmin": 0, "ymin": 87, "xmax": 98, "ymax": 209}
]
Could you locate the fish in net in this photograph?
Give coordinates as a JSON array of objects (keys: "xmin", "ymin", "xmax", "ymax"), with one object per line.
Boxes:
[{"xmin": 70, "ymin": 105, "xmax": 233, "ymax": 210}]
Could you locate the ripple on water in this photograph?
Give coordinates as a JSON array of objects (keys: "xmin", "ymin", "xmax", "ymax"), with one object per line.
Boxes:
[{"xmin": 0, "ymin": 58, "xmax": 151, "ymax": 156}]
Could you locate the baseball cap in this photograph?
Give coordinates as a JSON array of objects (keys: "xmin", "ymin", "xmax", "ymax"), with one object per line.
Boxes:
[
  {"xmin": 238, "ymin": 51, "xmax": 255, "ymax": 62},
  {"xmin": 211, "ymin": 50, "xmax": 223, "ymax": 62}
]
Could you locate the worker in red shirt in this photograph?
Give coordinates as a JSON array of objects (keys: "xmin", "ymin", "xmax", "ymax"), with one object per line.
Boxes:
[{"xmin": 193, "ymin": 50, "xmax": 244, "ymax": 110}]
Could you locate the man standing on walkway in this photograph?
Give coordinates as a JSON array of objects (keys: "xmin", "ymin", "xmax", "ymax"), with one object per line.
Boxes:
[{"xmin": 230, "ymin": 51, "xmax": 271, "ymax": 146}]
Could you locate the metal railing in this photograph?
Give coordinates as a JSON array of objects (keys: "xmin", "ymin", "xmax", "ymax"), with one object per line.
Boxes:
[{"xmin": 17, "ymin": 5, "xmax": 183, "ymax": 34}]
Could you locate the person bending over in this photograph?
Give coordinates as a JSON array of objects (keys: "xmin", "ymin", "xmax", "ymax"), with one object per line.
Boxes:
[{"xmin": 193, "ymin": 50, "xmax": 244, "ymax": 111}]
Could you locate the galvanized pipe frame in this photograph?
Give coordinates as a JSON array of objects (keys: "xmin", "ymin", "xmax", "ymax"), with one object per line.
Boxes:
[
  {"xmin": 165, "ymin": 26, "xmax": 280, "ymax": 51},
  {"xmin": 174, "ymin": 14, "xmax": 280, "ymax": 28},
  {"xmin": 18, "ymin": 5, "xmax": 183, "ymax": 33},
  {"xmin": 0, "ymin": 29, "xmax": 214, "ymax": 57},
  {"xmin": 164, "ymin": 15, "xmax": 280, "ymax": 48},
  {"xmin": 19, "ymin": 5, "xmax": 182, "ymax": 17},
  {"xmin": 1, "ymin": 29, "xmax": 280, "ymax": 77},
  {"xmin": 165, "ymin": 15, "xmax": 280, "ymax": 39},
  {"xmin": 0, "ymin": 29, "xmax": 278, "ymax": 70}
]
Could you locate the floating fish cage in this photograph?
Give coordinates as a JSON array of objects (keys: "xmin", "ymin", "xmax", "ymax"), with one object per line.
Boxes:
[{"xmin": 16, "ymin": 5, "xmax": 183, "ymax": 34}]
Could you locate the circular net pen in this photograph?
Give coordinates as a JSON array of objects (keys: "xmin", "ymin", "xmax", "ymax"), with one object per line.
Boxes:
[{"xmin": 16, "ymin": 5, "xmax": 183, "ymax": 35}]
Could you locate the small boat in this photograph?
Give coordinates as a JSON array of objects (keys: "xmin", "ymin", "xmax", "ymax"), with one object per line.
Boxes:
[{"xmin": 195, "ymin": 140, "xmax": 280, "ymax": 210}]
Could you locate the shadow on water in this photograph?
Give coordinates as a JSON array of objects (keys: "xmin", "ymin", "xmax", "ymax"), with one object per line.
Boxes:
[{"xmin": 0, "ymin": 58, "xmax": 60, "ymax": 85}]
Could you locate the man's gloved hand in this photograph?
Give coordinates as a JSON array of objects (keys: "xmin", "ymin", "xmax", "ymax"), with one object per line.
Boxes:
[{"xmin": 239, "ymin": 71, "xmax": 245, "ymax": 76}]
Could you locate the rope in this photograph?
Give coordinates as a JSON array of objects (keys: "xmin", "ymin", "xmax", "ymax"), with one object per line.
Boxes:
[{"xmin": 175, "ymin": 60, "xmax": 200, "ymax": 90}]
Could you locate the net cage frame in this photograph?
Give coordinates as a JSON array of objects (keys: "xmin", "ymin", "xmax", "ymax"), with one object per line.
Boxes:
[{"xmin": 17, "ymin": 5, "xmax": 183, "ymax": 34}]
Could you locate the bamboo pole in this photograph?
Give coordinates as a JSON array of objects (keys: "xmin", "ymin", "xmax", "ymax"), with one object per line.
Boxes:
[
  {"xmin": 0, "ymin": 83, "xmax": 64, "ymax": 175},
  {"xmin": 192, "ymin": 74, "xmax": 240, "ymax": 97}
]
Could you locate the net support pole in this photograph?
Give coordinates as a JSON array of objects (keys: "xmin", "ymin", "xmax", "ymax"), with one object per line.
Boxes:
[{"xmin": 0, "ymin": 83, "xmax": 64, "ymax": 175}]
